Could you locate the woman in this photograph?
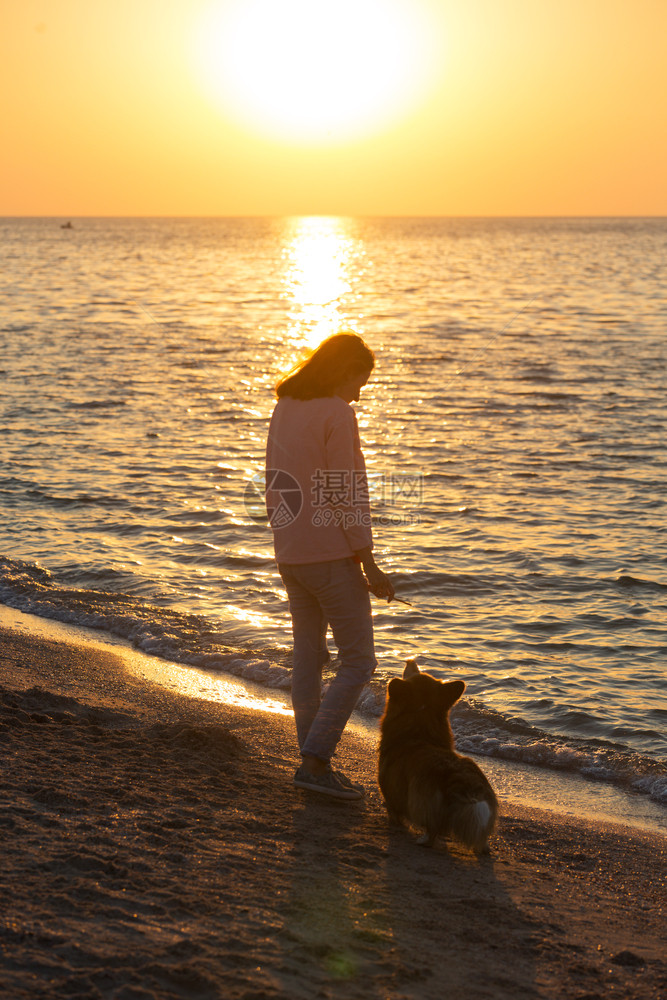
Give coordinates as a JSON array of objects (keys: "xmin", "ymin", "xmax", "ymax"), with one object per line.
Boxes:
[{"xmin": 266, "ymin": 332, "xmax": 395, "ymax": 800}]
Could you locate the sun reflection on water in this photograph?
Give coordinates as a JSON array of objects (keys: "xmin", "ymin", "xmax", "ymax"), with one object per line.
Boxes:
[{"xmin": 281, "ymin": 217, "xmax": 363, "ymax": 352}]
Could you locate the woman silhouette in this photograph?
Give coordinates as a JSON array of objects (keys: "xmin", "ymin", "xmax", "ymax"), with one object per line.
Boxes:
[{"xmin": 266, "ymin": 332, "xmax": 395, "ymax": 799}]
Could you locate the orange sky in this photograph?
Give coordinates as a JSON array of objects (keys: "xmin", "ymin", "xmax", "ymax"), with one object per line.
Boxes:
[{"xmin": 2, "ymin": 0, "xmax": 666, "ymax": 216}]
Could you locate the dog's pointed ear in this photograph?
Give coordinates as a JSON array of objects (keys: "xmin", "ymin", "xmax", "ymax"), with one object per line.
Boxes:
[
  {"xmin": 403, "ymin": 659, "xmax": 420, "ymax": 679},
  {"xmin": 387, "ymin": 677, "xmax": 411, "ymax": 701},
  {"xmin": 442, "ymin": 679, "xmax": 466, "ymax": 707}
]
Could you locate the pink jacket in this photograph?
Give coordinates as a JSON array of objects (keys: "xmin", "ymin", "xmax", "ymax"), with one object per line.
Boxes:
[{"xmin": 265, "ymin": 395, "xmax": 373, "ymax": 564}]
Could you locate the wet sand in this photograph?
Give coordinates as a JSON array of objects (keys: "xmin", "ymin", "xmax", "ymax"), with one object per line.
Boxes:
[{"xmin": 1, "ymin": 621, "xmax": 666, "ymax": 1000}]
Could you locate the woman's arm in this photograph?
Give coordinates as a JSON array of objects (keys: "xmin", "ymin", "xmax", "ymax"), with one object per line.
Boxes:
[{"xmin": 326, "ymin": 404, "xmax": 395, "ymax": 600}]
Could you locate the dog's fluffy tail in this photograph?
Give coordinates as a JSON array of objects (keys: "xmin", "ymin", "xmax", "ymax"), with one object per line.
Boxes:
[{"xmin": 452, "ymin": 798, "xmax": 497, "ymax": 853}]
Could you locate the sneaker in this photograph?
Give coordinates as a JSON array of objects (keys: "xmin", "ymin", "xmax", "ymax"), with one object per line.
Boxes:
[
  {"xmin": 294, "ymin": 764, "xmax": 363, "ymax": 800},
  {"xmin": 332, "ymin": 770, "xmax": 365, "ymax": 796}
]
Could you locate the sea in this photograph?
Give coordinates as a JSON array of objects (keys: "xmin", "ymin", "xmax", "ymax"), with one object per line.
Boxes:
[{"xmin": 1, "ymin": 216, "xmax": 666, "ymax": 824}]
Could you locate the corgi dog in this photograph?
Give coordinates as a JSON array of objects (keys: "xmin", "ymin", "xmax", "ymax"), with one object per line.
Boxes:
[{"xmin": 378, "ymin": 660, "xmax": 498, "ymax": 853}]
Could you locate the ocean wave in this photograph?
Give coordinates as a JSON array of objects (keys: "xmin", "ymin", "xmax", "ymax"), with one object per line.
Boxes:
[
  {"xmin": 68, "ymin": 399, "xmax": 128, "ymax": 409},
  {"xmin": 392, "ymin": 569, "xmax": 502, "ymax": 596},
  {"xmin": 450, "ymin": 700, "xmax": 667, "ymax": 807},
  {"xmin": 24, "ymin": 489, "xmax": 128, "ymax": 510},
  {"xmin": 1, "ymin": 554, "xmax": 665, "ymax": 808},
  {"xmin": 616, "ymin": 574, "xmax": 667, "ymax": 592},
  {"xmin": 0, "ymin": 555, "xmax": 284, "ymax": 667}
]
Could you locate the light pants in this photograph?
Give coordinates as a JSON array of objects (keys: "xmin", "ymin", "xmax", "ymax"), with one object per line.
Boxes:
[{"xmin": 279, "ymin": 557, "xmax": 376, "ymax": 763}]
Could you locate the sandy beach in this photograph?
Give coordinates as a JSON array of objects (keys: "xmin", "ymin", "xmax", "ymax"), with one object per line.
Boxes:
[{"xmin": 1, "ymin": 617, "xmax": 665, "ymax": 1000}]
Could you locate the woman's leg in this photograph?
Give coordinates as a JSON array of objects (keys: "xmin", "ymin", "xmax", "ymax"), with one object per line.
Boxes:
[
  {"xmin": 283, "ymin": 558, "xmax": 376, "ymax": 764},
  {"xmin": 279, "ymin": 564, "xmax": 329, "ymax": 750}
]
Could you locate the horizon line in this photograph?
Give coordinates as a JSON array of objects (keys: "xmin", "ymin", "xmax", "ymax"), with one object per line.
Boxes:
[{"xmin": 3, "ymin": 213, "xmax": 667, "ymax": 220}]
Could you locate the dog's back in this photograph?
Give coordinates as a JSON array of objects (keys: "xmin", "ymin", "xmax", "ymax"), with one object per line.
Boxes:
[{"xmin": 379, "ymin": 660, "xmax": 498, "ymax": 852}]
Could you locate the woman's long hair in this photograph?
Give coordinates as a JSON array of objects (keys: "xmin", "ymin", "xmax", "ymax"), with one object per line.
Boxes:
[{"xmin": 276, "ymin": 332, "xmax": 375, "ymax": 400}]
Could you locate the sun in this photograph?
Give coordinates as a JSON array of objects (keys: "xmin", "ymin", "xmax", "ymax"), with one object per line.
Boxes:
[{"xmin": 191, "ymin": 0, "xmax": 437, "ymax": 144}]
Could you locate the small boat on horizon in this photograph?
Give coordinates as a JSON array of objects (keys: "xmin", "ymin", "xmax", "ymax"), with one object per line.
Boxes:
[{"xmin": 60, "ymin": 221, "xmax": 74, "ymax": 229}]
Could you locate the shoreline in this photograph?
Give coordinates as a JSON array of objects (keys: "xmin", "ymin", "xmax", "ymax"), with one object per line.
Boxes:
[
  {"xmin": 1, "ymin": 612, "xmax": 667, "ymax": 998},
  {"xmin": 2, "ymin": 603, "xmax": 665, "ymax": 836}
]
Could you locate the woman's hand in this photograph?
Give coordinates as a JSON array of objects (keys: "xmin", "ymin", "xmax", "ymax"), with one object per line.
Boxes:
[
  {"xmin": 365, "ymin": 565, "xmax": 396, "ymax": 603},
  {"xmin": 355, "ymin": 548, "xmax": 396, "ymax": 603}
]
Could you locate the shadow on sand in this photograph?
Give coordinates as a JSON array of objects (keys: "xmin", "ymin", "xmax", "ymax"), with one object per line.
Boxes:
[{"xmin": 275, "ymin": 790, "xmax": 541, "ymax": 1000}]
